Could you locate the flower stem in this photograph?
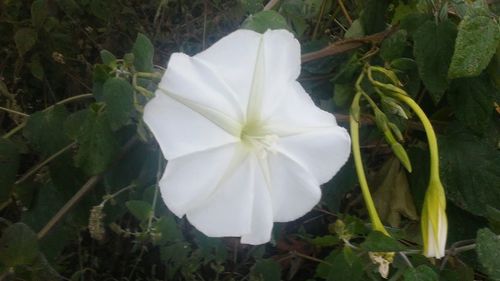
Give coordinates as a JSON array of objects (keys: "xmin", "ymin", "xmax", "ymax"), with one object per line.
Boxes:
[
  {"xmin": 392, "ymin": 93, "xmax": 440, "ymax": 179},
  {"xmin": 350, "ymin": 91, "xmax": 389, "ymax": 236}
]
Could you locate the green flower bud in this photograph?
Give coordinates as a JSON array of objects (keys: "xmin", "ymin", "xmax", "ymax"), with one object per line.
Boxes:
[
  {"xmin": 390, "ymin": 142, "xmax": 412, "ymax": 173},
  {"xmin": 421, "ymin": 178, "xmax": 447, "ymax": 259}
]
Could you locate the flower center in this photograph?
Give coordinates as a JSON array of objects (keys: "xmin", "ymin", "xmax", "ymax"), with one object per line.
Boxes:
[{"xmin": 240, "ymin": 121, "xmax": 278, "ymax": 156}]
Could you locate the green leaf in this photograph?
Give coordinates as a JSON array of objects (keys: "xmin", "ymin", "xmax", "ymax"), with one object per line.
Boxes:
[
  {"xmin": 360, "ymin": 0, "xmax": 388, "ymax": 35},
  {"xmin": 24, "ymin": 105, "xmax": 71, "ymax": 157},
  {"xmin": 100, "ymin": 50, "xmax": 117, "ymax": 66},
  {"xmin": 90, "ymin": 0, "xmax": 111, "ymax": 20},
  {"xmin": 380, "ymin": 30, "xmax": 408, "ymax": 62},
  {"xmin": 14, "ymin": 28, "xmax": 37, "ymax": 56},
  {"xmin": 56, "ymin": 0, "xmax": 82, "ymax": 15},
  {"xmin": 439, "ymin": 130, "xmax": 500, "ymax": 216},
  {"xmin": 403, "ymin": 265, "xmax": 439, "ymax": 281},
  {"xmin": 322, "ymin": 159, "xmax": 357, "ymax": 212},
  {"xmin": 448, "ymin": 14, "xmax": 500, "ymax": 78},
  {"xmin": 240, "ymin": 0, "xmax": 263, "ymax": 13},
  {"xmin": 303, "ymin": 0, "xmax": 328, "ymax": 19},
  {"xmin": 160, "ymin": 242, "xmax": 192, "ymax": 277},
  {"xmin": 0, "ymin": 139, "xmax": 20, "ymax": 203},
  {"xmin": 102, "ymin": 78, "xmax": 135, "ymax": 130},
  {"xmin": 476, "ymin": 228, "xmax": 500, "ymax": 281},
  {"xmin": 361, "ymin": 231, "xmax": 407, "ymax": 252},
  {"xmin": 132, "ymin": 33, "xmax": 154, "ymax": 72},
  {"xmin": 64, "ymin": 109, "xmax": 89, "ymax": 139},
  {"xmin": 242, "ymin": 10, "xmax": 289, "ymax": 33},
  {"xmin": 391, "ymin": 2, "xmax": 417, "ymax": 24},
  {"xmin": 447, "ymin": 75, "xmax": 495, "ymax": 134},
  {"xmin": 0, "ymin": 223, "xmax": 39, "ymax": 267},
  {"xmin": 310, "ymin": 235, "xmax": 340, "ymax": 247},
  {"xmin": 31, "ymin": 0, "xmax": 48, "ymax": 27},
  {"xmin": 92, "ymin": 64, "xmax": 112, "ymax": 101},
  {"xmin": 125, "ymin": 200, "xmax": 152, "ymax": 221},
  {"xmin": 486, "ymin": 206, "xmax": 500, "ymax": 233},
  {"xmin": 152, "ymin": 215, "xmax": 182, "ymax": 245},
  {"xmin": 333, "ymin": 83, "xmax": 355, "ymax": 107},
  {"xmin": 344, "ymin": 19, "xmax": 364, "ymax": 38},
  {"xmin": 413, "ymin": 20, "xmax": 457, "ymax": 103},
  {"xmin": 326, "ymin": 247, "xmax": 363, "ymax": 281},
  {"xmin": 74, "ymin": 108, "xmax": 119, "ymax": 175},
  {"xmin": 250, "ymin": 259, "xmax": 281, "ymax": 281},
  {"xmin": 400, "ymin": 13, "xmax": 432, "ymax": 36},
  {"xmin": 29, "ymin": 54, "xmax": 44, "ymax": 80}
]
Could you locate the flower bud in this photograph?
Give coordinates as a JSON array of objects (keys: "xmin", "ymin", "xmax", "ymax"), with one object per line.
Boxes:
[
  {"xmin": 421, "ymin": 178, "xmax": 447, "ymax": 259},
  {"xmin": 390, "ymin": 142, "xmax": 412, "ymax": 173}
]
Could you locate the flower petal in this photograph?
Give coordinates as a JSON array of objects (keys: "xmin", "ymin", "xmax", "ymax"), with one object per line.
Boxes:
[
  {"xmin": 276, "ymin": 126, "xmax": 351, "ymax": 184},
  {"xmin": 143, "ymin": 91, "xmax": 239, "ymax": 159},
  {"xmin": 246, "ymin": 30, "xmax": 302, "ymax": 121},
  {"xmin": 195, "ymin": 30, "xmax": 262, "ymax": 112},
  {"xmin": 196, "ymin": 29, "xmax": 301, "ymax": 120},
  {"xmin": 241, "ymin": 158, "xmax": 274, "ymax": 245},
  {"xmin": 267, "ymin": 152, "xmax": 321, "ymax": 222},
  {"xmin": 186, "ymin": 147, "xmax": 255, "ymax": 237},
  {"xmin": 263, "ymin": 81, "xmax": 338, "ymax": 133},
  {"xmin": 159, "ymin": 53, "xmax": 244, "ymax": 123},
  {"xmin": 158, "ymin": 144, "xmax": 239, "ymax": 217}
]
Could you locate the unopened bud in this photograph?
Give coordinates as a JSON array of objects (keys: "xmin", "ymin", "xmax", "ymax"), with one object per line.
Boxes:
[{"xmin": 421, "ymin": 178, "xmax": 447, "ymax": 259}]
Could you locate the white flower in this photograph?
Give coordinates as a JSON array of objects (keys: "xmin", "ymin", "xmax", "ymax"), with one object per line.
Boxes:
[
  {"xmin": 143, "ymin": 29, "xmax": 351, "ymax": 244},
  {"xmin": 421, "ymin": 179, "xmax": 448, "ymax": 258}
]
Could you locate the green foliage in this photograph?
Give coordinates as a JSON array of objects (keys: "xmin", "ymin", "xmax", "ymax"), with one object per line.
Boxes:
[
  {"xmin": 476, "ymin": 228, "xmax": 500, "ymax": 280},
  {"xmin": 24, "ymin": 106, "xmax": 71, "ymax": 157},
  {"xmin": 326, "ymin": 248, "xmax": 363, "ymax": 281},
  {"xmin": 447, "ymin": 76, "xmax": 495, "ymax": 134},
  {"xmin": 413, "ymin": 20, "xmax": 457, "ymax": 103},
  {"xmin": 31, "ymin": 0, "xmax": 48, "ymax": 27},
  {"xmin": 448, "ymin": 12, "xmax": 500, "ymax": 78},
  {"xmin": 125, "ymin": 200, "xmax": 153, "ymax": 221},
  {"xmin": 439, "ymin": 129, "xmax": 500, "ymax": 216},
  {"xmin": 132, "ymin": 33, "xmax": 154, "ymax": 72},
  {"xmin": 14, "ymin": 28, "xmax": 37, "ymax": 56},
  {"xmin": 403, "ymin": 265, "xmax": 439, "ymax": 281},
  {"xmin": 242, "ymin": 10, "xmax": 290, "ymax": 33},
  {"xmin": 0, "ymin": 223, "xmax": 39, "ymax": 267},
  {"xmin": 74, "ymin": 107, "xmax": 119, "ymax": 175},
  {"xmin": 361, "ymin": 231, "xmax": 407, "ymax": 252},
  {"xmin": 102, "ymin": 78, "xmax": 135, "ymax": 130},
  {"xmin": 380, "ymin": 30, "xmax": 408, "ymax": 62},
  {"xmin": 360, "ymin": 0, "xmax": 389, "ymax": 35},
  {"xmin": 250, "ymin": 259, "xmax": 281, "ymax": 281},
  {"xmin": 0, "ymin": 139, "xmax": 20, "ymax": 203}
]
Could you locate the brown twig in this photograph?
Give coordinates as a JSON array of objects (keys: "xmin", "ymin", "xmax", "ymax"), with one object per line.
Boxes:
[
  {"xmin": 337, "ymin": 0, "xmax": 353, "ymax": 25},
  {"xmin": 263, "ymin": 0, "xmax": 280, "ymax": 10},
  {"xmin": 301, "ymin": 28, "xmax": 397, "ymax": 63},
  {"xmin": 15, "ymin": 142, "xmax": 77, "ymax": 185},
  {"xmin": 36, "ymin": 137, "xmax": 138, "ymax": 240}
]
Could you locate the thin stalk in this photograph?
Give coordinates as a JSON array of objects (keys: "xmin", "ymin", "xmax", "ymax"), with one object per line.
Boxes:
[
  {"xmin": 2, "ymin": 93, "xmax": 93, "ymax": 139},
  {"xmin": 393, "ymin": 93, "xmax": 439, "ymax": 178},
  {"xmin": 0, "ymin": 106, "xmax": 29, "ymax": 117},
  {"xmin": 15, "ymin": 142, "xmax": 76, "ymax": 185},
  {"xmin": 312, "ymin": 0, "xmax": 328, "ymax": 40},
  {"xmin": 350, "ymin": 91, "xmax": 389, "ymax": 236}
]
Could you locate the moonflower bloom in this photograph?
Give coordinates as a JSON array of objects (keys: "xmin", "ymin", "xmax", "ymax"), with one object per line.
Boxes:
[
  {"xmin": 143, "ymin": 29, "xmax": 351, "ymax": 244},
  {"xmin": 421, "ymin": 179, "xmax": 447, "ymax": 258}
]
